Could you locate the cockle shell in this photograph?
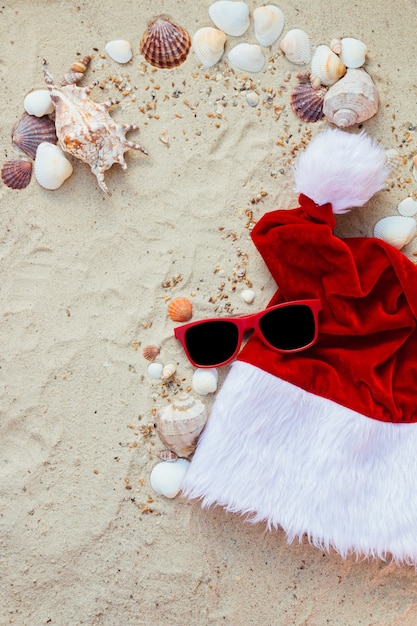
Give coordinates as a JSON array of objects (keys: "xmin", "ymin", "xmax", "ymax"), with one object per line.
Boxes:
[
  {"xmin": 34, "ymin": 142, "xmax": 73, "ymax": 190},
  {"xmin": 24, "ymin": 89, "xmax": 54, "ymax": 117},
  {"xmin": 192, "ymin": 368, "xmax": 218, "ymax": 396},
  {"xmin": 12, "ymin": 113, "xmax": 57, "ymax": 159},
  {"xmin": 253, "ymin": 5, "xmax": 285, "ymax": 48},
  {"xmin": 150, "ymin": 458, "xmax": 191, "ymax": 498},
  {"xmin": 105, "ymin": 40, "xmax": 133, "ymax": 64},
  {"xmin": 290, "ymin": 81, "xmax": 326, "ymax": 122},
  {"xmin": 168, "ymin": 297, "xmax": 193, "ymax": 322},
  {"xmin": 397, "ymin": 197, "xmax": 417, "ymax": 217},
  {"xmin": 142, "ymin": 344, "xmax": 161, "ymax": 361},
  {"xmin": 279, "ymin": 28, "xmax": 311, "ymax": 65},
  {"xmin": 339, "ymin": 37, "xmax": 368, "ymax": 69},
  {"xmin": 323, "ymin": 68, "xmax": 378, "ymax": 128},
  {"xmin": 156, "ymin": 392, "xmax": 207, "ymax": 458},
  {"xmin": 373, "ymin": 215, "xmax": 416, "ymax": 250},
  {"xmin": 311, "ymin": 44, "xmax": 346, "ymax": 87},
  {"xmin": 1, "ymin": 159, "xmax": 33, "ymax": 190},
  {"xmin": 208, "ymin": 0, "xmax": 250, "ymax": 37},
  {"xmin": 140, "ymin": 15, "xmax": 191, "ymax": 69},
  {"xmin": 228, "ymin": 43, "xmax": 266, "ymax": 73},
  {"xmin": 192, "ymin": 27, "xmax": 227, "ymax": 68},
  {"xmin": 42, "ymin": 60, "xmax": 149, "ymax": 196}
]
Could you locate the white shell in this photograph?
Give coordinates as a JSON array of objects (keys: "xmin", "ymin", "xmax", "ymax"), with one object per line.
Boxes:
[
  {"xmin": 105, "ymin": 39, "xmax": 133, "ymax": 64},
  {"xmin": 246, "ymin": 90, "xmax": 259, "ymax": 107},
  {"xmin": 241, "ymin": 288, "xmax": 256, "ymax": 304},
  {"xmin": 24, "ymin": 89, "xmax": 54, "ymax": 117},
  {"xmin": 34, "ymin": 142, "xmax": 73, "ymax": 190},
  {"xmin": 279, "ymin": 28, "xmax": 311, "ymax": 65},
  {"xmin": 253, "ymin": 5, "xmax": 285, "ymax": 47},
  {"xmin": 323, "ymin": 68, "xmax": 378, "ymax": 128},
  {"xmin": 156, "ymin": 392, "xmax": 207, "ymax": 458},
  {"xmin": 228, "ymin": 43, "xmax": 266, "ymax": 73},
  {"xmin": 373, "ymin": 216, "xmax": 416, "ymax": 250},
  {"xmin": 147, "ymin": 362, "xmax": 163, "ymax": 379},
  {"xmin": 161, "ymin": 363, "xmax": 176, "ymax": 380},
  {"xmin": 385, "ymin": 148, "xmax": 403, "ymax": 177},
  {"xmin": 208, "ymin": 0, "xmax": 250, "ymax": 36},
  {"xmin": 192, "ymin": 27, "xmax": 227, "ymax": 68},
  {"xmin": 192, "ymin": 368, "xmax": 218, "ymax": 396},
  {"xmin": 150, "ymin": 458, "xmax": 191, "ymax": 498},
  {"xmin": 339, "ymin": 37, "xmax": 368, "ymax": 69},
  {"xmin": 397, "ymin": 197, "xmax": 417, "ymax": 217},
  {"xmin": 311, "ymin": 44, "xmax": 346, "ymax": 86}
]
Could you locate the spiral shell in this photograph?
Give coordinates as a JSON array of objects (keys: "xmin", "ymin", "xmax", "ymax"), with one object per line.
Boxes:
[
  {"xmin": 208, "ymin": 0, "xmax": 250, "ymax": 37},
  {"xmin": 34, "ymin": 142, "xmax": 73, "ymax": 190},
  {"xmin": 70, "ymin": 54, "xmax": 93, "ymax": 74},
  {"xmin": 279, "ymin": 28, "xmax": 311, "ymax": 65},
  {"xmin": 253, "ymin": 5, "xmax": 285, "ymax": 47},
  {"xmin": 142, "ymin": 344, "xmax": 161, "ymax": 361},
  {"xmin": 168, "ymin": 297, "xmax": 193, "ymax": 322},
  {"xmin": 311, "ymin": 44, "xmax": 346, "ymax": 86},
  {"xmin": 323, "ymin": 68, "xmax": 378, "ymax": 128},
  {"xmin": 140, "ymin": 15, "xmax": 191, "ymax": 69},
  {"xmin": 373, "ymin": 216, "xmax": 416, "ymax": 250},
  {"xmin": 192, "ymin": 27, "xmax": 226, "ymax": 68},
  {"xmin": 1, "ymin": 159, "xmax": 32, "ymax": 190},
  {"xmin": 290, "ymin": 81, "xmax": 326, "ymax": 123},
  {"xmin": 12, "ymin": 113, "xmax": 57, "ymax": 160},
  {"xmin": 228, "ymin": 43, "xmax": 266, "ymax": 73},
  {"xmin": 156, "ymin": 392, "xmax": 207, "ymax": 458}
]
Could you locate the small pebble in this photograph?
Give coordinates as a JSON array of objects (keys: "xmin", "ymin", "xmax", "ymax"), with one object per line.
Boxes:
[
  {"xmin": 241, "ymin": 289, "xmax": 256, "ymax": 304},
  {"xmin": 246, "ymin": 90, "xmax": 259, "ymax": 107},
  {"xmin": 147, "ymin": 362, "xmax": 163, "ymax": 379}
]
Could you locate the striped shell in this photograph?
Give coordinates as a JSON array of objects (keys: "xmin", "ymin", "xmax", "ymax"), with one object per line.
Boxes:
[
  {"xmin": 279, "ymin": 28, "xmax": 311, "ymax": 65},
  {"xmin": 156, "ymin": 393, "xmax": 207, "ymax": 458},
  {"xmin": 140, "ymin": 15, "xmax": 191, "ymax": 69},
  {"xmin": 70, "ymin": 54, "xmax": 93, "ymax": 74},
  {"xmin": 208, "ymin": 0, "xmax": 250, "ymax": 37},
  {"xmin": 192, "ymin": 27, "xmax": 226, "ymax": 68},
  {"xmin": 12, "ymin": 113, "xmax": 57, "ymax": 160},
  {"xmin": 311, "ymin": 44, "xmax": 346, "ymax": 87},
  {"xmin": 290, "ymin": 81, "xmax": 326, "ymax": 123},
  {"xmin": 1, "ymin": 159, "xmax": 33, "ymax": 189},
  {"xmin": 373, "ymin": 215, "xmax": 416, "ymax": 250},
  {"xmin": 142, "ymin": 344, "xmax": 161, "ymax": 361},
  {"xmin": 168, "ymin": 297, "xmax": 193, "ymax": 322}
]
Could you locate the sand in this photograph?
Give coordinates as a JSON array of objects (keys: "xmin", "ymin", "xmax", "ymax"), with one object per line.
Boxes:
[{"xmin": 2, "ymin": 0, "xmax": 417, "ymax": 624}]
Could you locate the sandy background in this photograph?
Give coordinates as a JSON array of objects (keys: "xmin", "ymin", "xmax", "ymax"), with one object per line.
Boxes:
[{"xmin": 2, "ymin": 0, "xmax": 417, "ymax": 624}]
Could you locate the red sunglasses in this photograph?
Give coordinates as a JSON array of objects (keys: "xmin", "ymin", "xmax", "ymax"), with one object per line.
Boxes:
[{"xmin": 174, "ymin": 299, "xmax": 322, "ymax": 368}]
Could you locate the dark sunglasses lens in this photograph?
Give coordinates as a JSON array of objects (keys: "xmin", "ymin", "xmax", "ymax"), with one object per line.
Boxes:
[
  {"xmin": 259, "ymin": 304, "xmax": 316, "ymax": 351},
  {"xmin": 184, "ymin": 320, "xmax": 239, "ymax": 366}
]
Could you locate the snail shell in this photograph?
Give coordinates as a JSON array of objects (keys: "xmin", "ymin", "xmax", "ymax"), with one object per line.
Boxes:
[
  {"xmin": 279, "ymin": 28, "xmax": 311, "ymax": 65},
  {"xmin": 311, "ymin": 44, "xmax": 346, "ymax": 87},
  {"xmin": 192, "ymin": 27, "xmax": 226, "ymax": 68},
  {"xmin": 140, "ymin": 15, "xmax": 191, "ymax": 69},
  {"xmin": 168, "ymin": 297, "xmax": 193, "ymax": 322},
  {"xmin": 228, "ymin": 43, "xmax": 265, "ymax": 73},
  {"xmin": 208, "ymin": 0, "xmax": 250, "ymax": 37},
  {"xmin": 253, "ymin": 5, "xmax": 285, "ymax": 48},
  {"xmin": 373, "ymin": 216, "xmax": 416, "ymax": 250},
  {"xmin": 156, "ymin": 392, "xmax": 207, "ymax": 458},
  {"xmin": 323, "ymin": 68, "xmax": 378, "ymax": 128}
]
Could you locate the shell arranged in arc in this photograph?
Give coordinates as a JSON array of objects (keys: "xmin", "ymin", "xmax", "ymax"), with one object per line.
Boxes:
[
  {"xmin": 279, "ymin": 28, "xmax": 311, "ymax": 65},
  {"xmin": 208, "ymin": 0, "xmax": 250, "ymax": 37},
  {"xmin": 168, "ymin": 297, "xmax": 193, "ymax": 322},
  {"xmin": 1, "ymin": 158, "xmax": 33, "ymax": 189},
  {"xmin": 140, "ymin": 15, "xmax": 191, "ymax": 69},
  {"xmin": 156, "ymin": 392, "xmax": 207, "ymax": 458},
  {"xmin": 290, "ymin": 81, "xmax": 327, "ymax": 123},
  {"xmin": 323, "ymin": 68, "xmax": 378, "ymax": 128},
  {"xmin": 12, "ymin": 113, "xmax": 57, "ymax": 160},
  {"xmin": 253, "ymin": 5, "xmax": 285, "ymax": 48},
  {"xmin": 311, "ymin": 44, "xmax": 346, "ymax": 87},
  {"xmin": 192, "ymin": 27, "xmax": 227, "ymax": 68},
  {"xmin": 373, "ymin": 215, "xmax": 416, "ymax": 250},
  {"xmin": 228, "ymin": 43, "xmax": 266, "ymax": 73}
]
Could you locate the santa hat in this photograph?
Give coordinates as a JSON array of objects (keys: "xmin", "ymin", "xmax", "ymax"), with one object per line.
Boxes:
[{"xmin": 182, "ymin": 128, "xmax": 417, "ymax": 566}]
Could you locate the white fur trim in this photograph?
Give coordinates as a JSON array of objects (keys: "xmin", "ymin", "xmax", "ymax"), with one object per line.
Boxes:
[{"xmin": 182, "ymin": 361, "xmax": 417, "ymax": 565}]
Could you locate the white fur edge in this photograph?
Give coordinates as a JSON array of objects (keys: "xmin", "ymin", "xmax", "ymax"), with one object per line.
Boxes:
[{"xmin": 182, "ymin": 361, "xmax": 417, "ymax": 566}]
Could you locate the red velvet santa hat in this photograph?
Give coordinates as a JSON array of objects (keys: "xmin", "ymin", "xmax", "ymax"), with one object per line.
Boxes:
[{"xmin": 182, "ymin": 128, "xmax": 417, "ymax": 565}]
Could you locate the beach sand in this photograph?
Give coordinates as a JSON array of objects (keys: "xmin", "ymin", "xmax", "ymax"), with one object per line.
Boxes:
[{"xmin": 2, "ymin": 1, "xmax": 417, "ymax": 624}]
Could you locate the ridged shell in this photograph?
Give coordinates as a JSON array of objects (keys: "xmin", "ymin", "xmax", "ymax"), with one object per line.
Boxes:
[
  {"xmin": 156, "ymin": 449, "xmax": 178, "ymax": 462},
  {"xmin": 311, "ymin": 44, "xmax": 346, "ymax": 86},
  {"xmin": 140, "ymin": 15, "xmax": 191, "ymax": 69},
  {"xmin": 156, "ymin": 393, "xmax": 207, "ymax": 458},
  {"xmin": 12, "ymin": 113, "xmax": 57, "ymax": 160},
  {"xmin": 192, "ymin": 27, "xmax": 227, "ymax": 68},
  {"xmin": 339, "ymin": 37, "xmax": 367, "ymax": 69},
  {"xmin": 60, "ymin": 72, "xmax": 85, "ymax": 86},
  {"xmin": 34, "ymin": 142, "xmax": 73, "ymax": 190},
  {"xmin": 385, "ymin": 148, "xmax": 403, "ymax": 177},
  {"xmin": 253, "ymin": 5, "xmax": 285, "ymax": 47},
  {"xmin": 150, "ymin": 458, "xmax": 190, "ymax": 498},
  {"xmin": 373, "ymin": 216, "xmax": 416, "ymax": 250},
  {"xmin": 192, "ymin": 368, "xmax": 218, "ymax": 396},
  {"xmin": 228, "ymin": 43, "xmax": 266, "ymax": 73},
  {"xmin": 323, "ymin": 68, "xmax": 378, "ymax": 128},
  {"xmin": 1, "ymin": 159, "xmax": 33, "ymax": 190},
  {"xmin": 397, "ymin": 197, "xmax": 417, "ymax": 217},
  {"xmin": 24, "ymin": 90, "xmax": 54, "ymax": 117},
  {"xmin": 105, "ymin": 40, "xmax": 133, "ymax": 64},
  {"xmin": 279, "ymin": 28, "xmax": 311, "ymax": 65},
  {"xmin": 142, "ymin": 344, "xmax": 161, "ymax": 361},
  {"xmin": 208, "ymin": 0, "xmax": 250, "ymax": 37},
  {"xmin": 168, "ymin": 297, "xmax": 193, "ymax": 322},
  {"xmin": 290, "ymin": 81, "xmax": 326, "ymax": 122},
  {"xmin": 70, "ymin": 55, "xmax": 93, "ymax": 74}
]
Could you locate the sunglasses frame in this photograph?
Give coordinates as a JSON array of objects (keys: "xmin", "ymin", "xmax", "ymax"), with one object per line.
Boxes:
[{"xmin": 174, "ymin": 298, "xmax": 322, "ymax": 368}]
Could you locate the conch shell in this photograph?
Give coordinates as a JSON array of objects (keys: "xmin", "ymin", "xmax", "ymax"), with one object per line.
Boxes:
[
  {"xmin": 323, "ymin": 68, "xmax": 378, "ymax": 128},
  {"xmin": 156, "ymin": 392, "xmax": 207, "ymax": 458}
]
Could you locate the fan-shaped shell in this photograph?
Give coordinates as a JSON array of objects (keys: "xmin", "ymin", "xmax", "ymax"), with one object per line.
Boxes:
[
  {"xmin": 208, "ymin": 0, "xmax": 250, "ymax": 37},
  {"xmin": 323, "ymin": 68, "xmax": 378, "ymax": 128},
  {"xmin": 228, "ymin": 43, "xmax": 266, "ymax": 73},
  {"xmin": 290, "ymin": 81, "xmax": 326, "ymax": 122},
  {"xmin": 12, "ymin": 113, "xmax": 57, "ymax": 160},
  {"xmin": 140, "ymin": 15, "xmax": 191, "ymax": 69},
  {"xmin": 192, "ymin": 368, "xmax": 218, "ymax": 396},
  {"xmin": 168, "ymin": 297, "xmax": 193, "ymax": 322},
  {"xmin": 253, "ymin": 5, "xmax": 285, "ymax": 47},
  {"xmin": 105, "ymin": 40, "xmax": 132, "ymax": 64},
  {"xmin": 279, "ymin": 28, "xmax": 311, "ymax": 65},
  {"xmin": 34, "ymin": 142, "xmax": 73, "ymax": 190},
  {"xmin": 1, "ymin": 159, "xmax": 33, "ymax": 190},
  {"xmin": 397, "ymin": 197, "xmax": 417, "ymax": 217},
  {"xmin": 142, "ymin": 344, "xmax": 161, "ymax": 361},
  {"xmin": 339, "ymin": 37, "xmax": 367, "ymax": 69},
  {"xmin": 373, "ymin": 215, "xmax": 416, "ymax": 250},
  {"xmin": 150, "ymin": 458, "xmax": 190, "ymax": 498},
  {"xmin": 192, "ymin": 27, "xmax": 226, "ymax": 68},
  {"xmin": 24, "ymin": 89, "xmax": 54, "ymax": 117},
  {"xmin": 311, "ymin": 44, "xmax": 346, "ymax": 87},
  {"xmin": 156, "ymin": 392, "xmax": 207, "ymax": 458}
]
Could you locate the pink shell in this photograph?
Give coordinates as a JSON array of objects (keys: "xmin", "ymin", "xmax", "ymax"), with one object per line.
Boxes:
[
  {"xmin": 1, "ymin": 159, "xmax": 33, "ymax": 189},
  {"xmin": 290, "ymin": 82, "xmax": 326, "ymax": 123},
  {"xmin": 12, "ymin": 113, "xmax": 57, "ymax": 159}
]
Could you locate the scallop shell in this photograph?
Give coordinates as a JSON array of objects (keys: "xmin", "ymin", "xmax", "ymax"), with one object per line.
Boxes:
[
  {"xmin": 228, "ymin": 43, "xmax": 266, "ymax": 73},
  {"xmin": 168, "ymin": 297, "xmax": 193, "ymax": 322},
  {"xmin": 192, "ymin": 27, "xmax": 227, "ymax": 68},
  {"xmin": 339, "ymin": 37, "xmax": 368, "ymax": 69},
  {"xmin": 208, "ymin": 0, "xmax": 250, "ymax": 37},
  {"xmin": 156, "ymin": 392, "xmax": 207, "ymax": 458},
  {"xmin": 192, "ymin": 368, "xmax": 218, "ymax": 396},
  {"xmin": 385, "ymin": 148, "xmax": 403, "ymax": 177},
  {"xmin": 1, "ymin": 159, "xmax": 33, "ymax": 190},
  {"xmin": 311, "ymin": 44, "xmax": 346, "ymax": 87},
  {"xmin": 105, "ymin": 39, "xmax": 133, "ymax": 64},
  {"xmin": 24, "ymin": 89, "xmax": 54, "ymax": 117},
  {"xmin": 12, "ymin": 113, "xmax": 57, "ymax": 160},
  {"xmin": 253, "ymin": 5, "xmax": 285, "ymax": 48},
  {"xmin": 150, "ymin": 458, "xmax": 190, "ymax": 498},
  {"xmin": 34, "ymin": 142, "xmax": 73, "ymax": 190},
  {"xmin": 140, "ymin": 15, "xmax": 191, "ymax": 69},
  {"xmin": 142, "ymin": 344, "xmax": 161, "ymax": 361},
  {"xmin": 290, "ymin": 81, "xmax": 326, "ymax": 122},
  {"xmin": 397, "ymin": 197, "xmax": 417, "ymax": 217},
  {"xmin": 323, "ymin": 68, "xmax": 378, "ymax": 128},
  {"xmin": 373, "ymin": 216, "xmax": 416, "ymax": 250},
  {"xmin": 279, "ymin": 28, "xmax": 311, "ymax": 65}
]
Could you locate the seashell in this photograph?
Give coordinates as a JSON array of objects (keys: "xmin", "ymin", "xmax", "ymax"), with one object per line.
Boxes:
[
  {"xmin": 156, "ymin": 449, "xmax": 178, "ymax": 462},
  {"xmin": 1, "ymin": 159, "xmax": 33, "ymax": 190},
  {"xmin": 192, "ymin": 368, "xmax": 218, "ymax": 396},
  {"xmin": 228, "ymin": 43, "xmax": 265, "ymax": 73},
  {"xmin": 34, "ymin": 142, "xmax": 73, "ymax": 190},
  {"xmin": 156, "ymin": 392, "xmax": 207, "ymax": 458},
  {"xmin": 397, "ymin": 197, "xmax": 417, "ymax": 217},
  {"xmin": 385, "ymin": 148, "xmax": 403, "ymax": 177},
  {"xmin": 246, "ymin": 90, "xmax": 259, "ymax": 107},
  {"xmin": 290, "ymin": 81, "xmax": 326, "ymax": 122},
  {"xmin": 150, "ymin": 458, "xmax": 191, "ymax": 498},
  {"xmin": 70, "ymin": 54, "xmax": 93, "ymax": 74},
  {"xmin": 24, "ymin": 89, "xmax": 54, "ymax": 117},
  {"xmin": 373, "ymin": 215, "xmax": 416, "ymax": 250},
  {"xmin": 142, "ymin": 344, "xmax": 161, "ymax": 361},
  {"xmin": 168, "ymin": 297, "xmax": 193, "ymax": 322},
  {"xmin": 253, "ymin": 5, "xmax": 285, "ymax": 48},
  {"xmin": 12, "ymin": 113, "xmax": 57, "ymax": 160},
  {"xmin": 412, "ymin": 154, "xmax": 417, "ymax": 183},
  {"xmin": 105, "ymin": 39, "xmax": 133, "ymax": 64},
  {"xmin": 147, "ymin": 361, "xmax": 163, "ymax": 379},
  {"xmin": 140, "ymin": 15, "xmax": 191, "ymax": 69},
  {"xmin": 310, "ymin": 44, "xmax": 346, "ymax": 87},
  {"xmin": 161, "ymin": 363, "xmax": 176, "ymax": 380},
  {"xmin": 279, "ymin": 28, "xmax": 311, "ymax": 65},
  {"xmin": 192, "ymin": 27, "xmax": 226, "ymax": 68},
  {"xmin": 329, "ymin": 37, "xmax": 342, "ymax": 55},
  {"xmin": 240, "ymin": 288, "xmax": 256, "ymax": 304},
  {"xmin": 339, "ymin": 37, "xmax": 368, "ymax": 69},
  {"xmin": 323, "ymin": 68, "xmax": 378, "ymax": 128},
  {"xmin": 60, "ymin": 72, "xmax": 85, "ymax": 86},
  {"xmin": 208, "ymin": 0, "xmax": 250, "ymax": 37}
]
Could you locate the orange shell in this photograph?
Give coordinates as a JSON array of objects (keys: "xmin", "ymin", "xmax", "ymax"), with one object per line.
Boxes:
[
  {"xmin": 140, "ymin": 15, "xmax": 191, "ymax": 69},
  {"xmin": 168, "ymin": 297, "xmax": 193, "ymax": 322},
  {"xmin": 142, "ymin": 344, "xmax": 161, "ymax": 361}
]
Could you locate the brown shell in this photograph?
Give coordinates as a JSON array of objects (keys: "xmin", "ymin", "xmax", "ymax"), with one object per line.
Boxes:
[
  {"xmin": 12, "ymin": 113, "xmax": 57, "ymax": 160},
  {"xmin": 70, "ymin": 54, "xmax": 93, "ymax": 74},
  {"xmin": 140, "ymin": 15, "xmax": 191, "ymax": 69},
  {"xmin": 60, "ymin": 71, "xmax": 85, "ymax": 86},
  {"xmin": 168, "ymin": 297, "xmax": 193, "ymax": 322},
  {"xmin": 142, "ymin": 344, "xmax": 161, "ymax": 361},
  {"xmin": 1, "ymin": 159, "xmax": 32, "ymax": 189},
  {"xmin": 290, "ymin": 82, "xmax": 327, "ymax": 123}
]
